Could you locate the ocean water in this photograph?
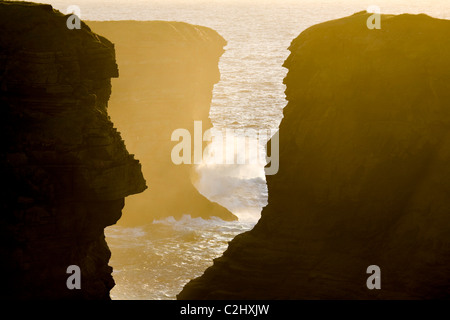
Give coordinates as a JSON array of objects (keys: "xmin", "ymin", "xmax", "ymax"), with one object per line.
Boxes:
[
  {"xmin": 106, "ymin": 215, "xmax": 255, "ymax": 299},
  {"xmin": 27, "ymin": 0, "xmax": 449, "ymax": 299}
]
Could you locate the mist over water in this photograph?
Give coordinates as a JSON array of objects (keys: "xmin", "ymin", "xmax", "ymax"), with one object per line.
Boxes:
[{"xmin": 29, "ymin": 0, "xmax": 449, "ymax": 299}]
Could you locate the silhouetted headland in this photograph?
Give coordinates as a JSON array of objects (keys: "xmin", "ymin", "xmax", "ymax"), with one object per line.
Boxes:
[
  {"xmin": 87, "ymin": 21, "xmax": 237, "ymax": 224},
  {"xmin": 178, "ymin": 11, "xmax": 450, "ymax": 299},
  {"xmin": 0, "ymin": 2, "xmax": 146, "ymax": 299}
]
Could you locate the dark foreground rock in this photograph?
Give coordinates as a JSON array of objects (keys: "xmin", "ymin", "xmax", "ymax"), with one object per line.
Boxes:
[
  {"xmin": 0, "ymin": 2, "xmax": 146, "ymax": 299},
  {"xmin": 178, "ymin": 12, "xmax": 450, "ymax": 299},
  {"xmin": 86, "ymin": 21, "xmax": 237, "ymax": 224}
]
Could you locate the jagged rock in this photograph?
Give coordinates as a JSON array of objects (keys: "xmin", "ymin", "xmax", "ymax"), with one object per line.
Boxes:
[
  {"xmin": 0, "ymin": 2, "xmax": 146, "ymax": 299},
  {"xmin": 87, "ymin": 21, "xmax": 236, "ymax": 223},
  {"xmin": 178, "ymin": 12, "xmax": 450, "ymax": 299}
]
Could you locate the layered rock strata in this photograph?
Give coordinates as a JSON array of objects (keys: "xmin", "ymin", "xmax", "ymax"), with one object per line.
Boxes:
[{"xmin": 0, "ymin": 2, "xmax": 146, "ymax": 299}]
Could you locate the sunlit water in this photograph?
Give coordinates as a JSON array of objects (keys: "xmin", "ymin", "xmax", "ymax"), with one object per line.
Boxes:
[
  {"xmin": 26, "ymin": 0, "xmax": 449, "ymax": 299},
  {"xmin": 106, "ymin": 215, "xmax": 256, "ymax": 299}
]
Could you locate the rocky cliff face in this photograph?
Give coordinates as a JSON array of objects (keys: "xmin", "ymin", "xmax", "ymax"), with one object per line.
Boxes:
[
  {"xmin": 86, "ymin": 21, "xmax": 236, "ymax": 224},
  {"xmin": 0, "ymin": 2, "xmax": 146, "ymax": 299},
  {"xmin": 178, "ymin": 12, "xmax": 450, "ymax": 299}
]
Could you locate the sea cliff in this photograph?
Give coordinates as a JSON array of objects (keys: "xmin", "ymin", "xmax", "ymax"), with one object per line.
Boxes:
[
  {"xmin": 0, "ymin": 2, "xmax": 146, "ymax": 299},
  {"xmin": 179, "ymin": 12, "xmax": 450, "ymax": 299},
  {"xmin": 86, "ymin": 21, "xmax": 236, "ymax": 224}
]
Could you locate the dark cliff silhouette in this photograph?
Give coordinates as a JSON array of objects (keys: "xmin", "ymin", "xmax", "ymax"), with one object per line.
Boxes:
[
  {"xmin": 86, "ymin": 21, "xmax": 237, "ymax": 224},
  {"xmin": 0, "ymin": 2, "xmax": 146, "ymax": 299},
  {"xmin": 178, "ymin": 12, "xmax": 450, "ymax": 299}
]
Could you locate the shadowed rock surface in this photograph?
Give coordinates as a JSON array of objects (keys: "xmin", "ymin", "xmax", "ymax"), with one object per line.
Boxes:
[
  {"xmin": 0, "ymin": 2, "xmax": 146, "ymax": 299},
  {"xmin": 86, "ymin": 21, "xmax": 236, "ymax": 224},
  {"xmin": 178, "ymin": 12, "xmax": 450, "ymax": 299}
]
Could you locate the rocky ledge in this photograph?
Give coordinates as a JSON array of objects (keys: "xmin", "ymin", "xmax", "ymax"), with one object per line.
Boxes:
[
  {"xmin": 178, "ymin": 12, "xmax": 450, "ymax": 299},
  {"xmin": 0, "ymin": 2, "xmax": 146, "ymax": 299}
]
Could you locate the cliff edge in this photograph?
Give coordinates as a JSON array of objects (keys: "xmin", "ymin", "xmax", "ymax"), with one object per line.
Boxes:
[
  {"xmin": 178, "ymin": 12, "xmax": 450, "ymax": 299},
  {"xmin": 86, "ymin": 21, "xmax": 237, "ymax": 224},
  {"xmin": 0, "ymin": 2, "xmax": 146, "ymax": 299}
]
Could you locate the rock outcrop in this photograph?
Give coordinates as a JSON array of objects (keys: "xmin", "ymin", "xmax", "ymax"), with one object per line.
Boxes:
[
  {"xmin": 0, "ymin": 2, "xmax": 146, "ymax": 299},
  {"xmin": 178, "ymin": 12, "xmax": 450, "ymax": 299},
  {"xmin": 86, "ymin": 21, "xmax": 236, "ymax": 224}
]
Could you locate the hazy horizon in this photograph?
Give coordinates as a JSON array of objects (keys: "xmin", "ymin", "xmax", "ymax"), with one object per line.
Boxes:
[{"xmin": 21, "ymin": 0, "xmax": 450, "ymax": 21}]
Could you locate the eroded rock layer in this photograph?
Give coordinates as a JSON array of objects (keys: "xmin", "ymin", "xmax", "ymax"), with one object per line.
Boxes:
[
  {"xmin": 179, "ymin": 12, "xmax": 450, "ymax": 299},
  {"xmin": 0, "ymin": 2, "xmax": 146, "ymax": 299},
  {"xmin": 87, "ymin": 21, "xmax": 236, "ymax": 224}
]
